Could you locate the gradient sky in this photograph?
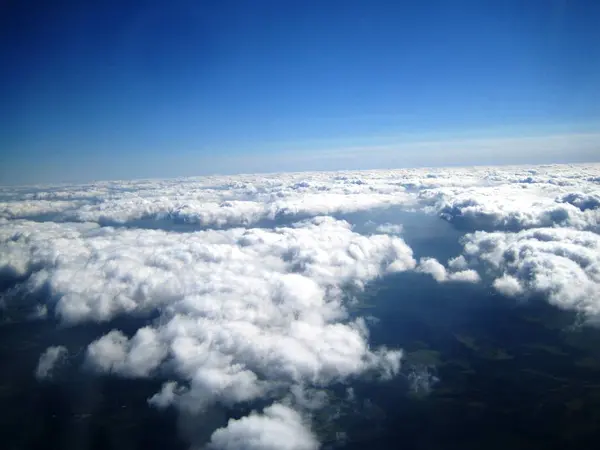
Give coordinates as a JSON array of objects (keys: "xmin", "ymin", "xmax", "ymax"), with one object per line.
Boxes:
[{"xmin": 1, "ymin": 0, "xmax": 600, "ymax": 184}]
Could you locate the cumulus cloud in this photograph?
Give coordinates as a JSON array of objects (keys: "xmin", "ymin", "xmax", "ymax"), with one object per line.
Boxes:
[
  {"xmin": 86, "ymin": 328, "xmax": 167, "ymax": 377},
  {"xmin": 558, "ymin": 192, "xmax": 600, "ymax": 211},
  {"xmin": 419, "ymin": 165, "xmax": 600, "ymax": 233},
  {"xmin": 35, "ymin": 346, "xmax": 68, "ymax": 380},
  {"xmin": 492, "ymin": 274, "xmax": 524, "ymax": 297},
  {"xmin": 417, "ymin": 257, "xmax": 480, "ymax": 283},
  {"xmin": 2, "ymin": 163, "xmax": 598, "ymax": 234},
  {"xmin": 0, "ymin": 216, "xmax": 415, "ymax": 324},
  {"xmin": 442, "ymin": 228, "xmax": 600, "ymax": 318},
  {"xmin": 0, "ymin": 171, "xmax": 417, "ymax": 229},
  {"xmin": 1, "ymin": 212, "xmax": 413, "ymax": 445},
  {"xmin": 207, "ymin": 403, "xmax": 318, "ymax": 450},
  {"xmin": 4, "ymin": 162, "xmax": 600, "ymax": 448}
]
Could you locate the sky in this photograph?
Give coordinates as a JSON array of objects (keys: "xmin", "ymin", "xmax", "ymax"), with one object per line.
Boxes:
[{"xmin": 1, "ymin": 0, "xmax": 600, "ymax": 184}]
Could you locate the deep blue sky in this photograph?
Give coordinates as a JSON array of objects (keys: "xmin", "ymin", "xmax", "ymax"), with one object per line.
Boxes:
[{"xmin": 1, "ymin": 0, "xmax": 600, "ymax": 184}]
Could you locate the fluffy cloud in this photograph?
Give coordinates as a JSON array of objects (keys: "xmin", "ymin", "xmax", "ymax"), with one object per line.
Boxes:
[
  {"xmin": 86, "ymin": 328, "xmax": 167, "ymax": 377},
  {"xmin": 1, "ymin": 213, "xmax": 412, "ymax": 446},
  {"xmin": 445, "ymin": 227, "xmax": 600, "ymax": 318},
  {"xmin": 208, "ymin": 403, "xmax": 318, "ymax": 450},
  {"xmin": 0, "ymin": 172, "xmax": 417, "ymax": 229},
  {"xmin": 1, "ymin": 216, "xmax": 415, "ymax": 324},
  {"xmin": 3, "ymin": 162, "xmax": 599, "ymax": 448},
  {"xmin": 2, "ymin": 163, "xmax": 598, "ymax": 234},
  {"xmin": 492, "ymin": 274, "xmax": 525, "ymax": 297},
  {"xmin": 417, "ymin": 257, "xmax": 480, "ymax": 283},
  {"xmin": 419, "ymin": 165, "xmax": 600, "ymax": 233},
  {"xmin": 77, "ymin": 217, "xmax": 410, "ymax": 414},
  {"xmin": 35, "ymin": 346, "xmax": 68, "ymax": 380}
]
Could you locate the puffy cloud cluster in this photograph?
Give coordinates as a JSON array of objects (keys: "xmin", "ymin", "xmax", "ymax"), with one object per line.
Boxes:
[
  {"xmin": 449, "ymin": 228, "xmax": 600, "ymax": 318},
  {"xmin": 408, "ymin": 164, "xmax": 600, "ymax": 320},
  {"xmin": 420, "ymin": 165, "xmax": 600, "ymax": 233},
  {"xmin": 207, "ymin": 403, "xmax": 318, "ymax": 450},
  {"xmin": 0, "ymin": 172, "xmax": 416, "ymax": 229},
  {"xmin": 1, "ymin": 216, "xmax": 415, "ymax": 324},
  {"xmin": 417, "ymin": 257, "xmax": 480, "ymax": 283},
  {"xmin": 1, "ymin": 211, "xmax": 413, "ymax": 447},
  {"xmin": 74, "ymin": 217, "xmax": 410, "ymax": 415},
  {"xmin": 397, "ymin": 164, "xmax": 600, "ymax": 321},
  {"xmin": 85, "ymin": 328, "xmax": 167, "ymax": 377},
  {"xmin": 2, "ymin": 162, "xmax": 599, "ymax": 447}
]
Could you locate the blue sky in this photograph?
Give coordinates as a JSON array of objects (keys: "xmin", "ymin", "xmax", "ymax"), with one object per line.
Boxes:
[{"xmin": 1, "ymin": 0, "xmax": 600, "ymax": 184}]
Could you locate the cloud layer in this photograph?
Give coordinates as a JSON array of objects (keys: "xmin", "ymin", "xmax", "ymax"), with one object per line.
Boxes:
[
  {"xmin": 1, "ymin": 162, "xmax": 599, "ymax": 448},
  {"xmin": 1, "ymin": 213, "xmax": 412, "ymax": 447}
]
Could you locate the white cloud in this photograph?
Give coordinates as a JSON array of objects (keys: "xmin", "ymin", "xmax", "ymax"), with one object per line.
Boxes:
[
  {"xmin": 407, "ymin": 365, "xmax": 439, "ymax": 396},
  {"xmin": 446, "ymin": 227, "xmax": 600, "ymax": 317},
  {"xmin": 35, "ymin": 346, "xmax": 68, "ymax": 380},
  {"xmin": 148, "ymin": 381, "xmax": 180, "ymax": 409},
  {"xmin": 1, "ymin": 216, "xmax": 415, "ymax": 324},
  {"xmin": 0, "ymin": 171, "xmax": 417, "ymax": 229},
  {"xmin": 86, "ymin": 328, "xmax": 167, "ymax": 377},
  {"xmin": 492, "ymin": 274, "xmax": 524, "ymax": 297},
  {"xmin": 419, "ymin": 165, "xmax": 600, "ymax": 233},
  {"xmin": 418, "ymin": 258, "xmax": 448, "ymax": 282},
  {"xmin": 2, "ymin": 163, "xmax": 598, "ymax": 235},
  {"xmin": 4, "ymin": 162, "xmax": 600, "ymax": 448},
  {"xmin": 208, "ymin": 403, "xmax": 318, "ymax": 450},
  {"xmin": 375, "ymin": 223, "xmax": 403, "ymax": 234},
  {"xmin": 2, "ymin": 214, "xmax": 413, "ymax": 443},
  {"xmin": 417, "ymin": 257, "xmax": 480, "ymax": 283}
]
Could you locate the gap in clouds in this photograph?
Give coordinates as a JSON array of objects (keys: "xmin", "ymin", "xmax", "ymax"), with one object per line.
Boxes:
[{"xmin": 343, "ymin": 272, "xmax": 600, "ymax": 449}]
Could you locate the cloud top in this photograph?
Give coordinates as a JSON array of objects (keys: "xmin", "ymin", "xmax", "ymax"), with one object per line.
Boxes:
[
  {"xmin": 2, "ymin": 162, "xmax": 599, "ymax": 448},
  {"xmin": 35, "ymin": 346, "xmax": 68, "ymax": 380},
  {"xmin": 208, "ymin": 403, "xmax": 318, "ymax": 450}
]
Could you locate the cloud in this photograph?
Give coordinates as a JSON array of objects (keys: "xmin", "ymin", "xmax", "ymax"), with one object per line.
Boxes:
[
  {"xmin": 3, "ymin": 161, "xmax": 599, "ymax": 448},
  {"xmin": 492, "ymin": 274, "xmax": 524, "ymax": 297},
  {"xmin": 2, "ymin": 163, "xmax": 598, "ymax": 235},
  {"xmin": 1, "ymin": 216, "xmax": 415, "ymax": 324},
  {"xmin": 417, "ymin": 257, "xmax": 480, "ymax": 283},
  {"xmin": 445, "ymin": 227, "xmax": 600, "ymax": 318},
  {"xmin": 2, "ymin": 213, "xmax": 412, "ymax": 445},
  {"xmin": 35, "ymin": 346, "xmax": 68, "ymax": 380},
  {"xmin": 207, "ymin": 403, "xmax": 318, "ymax": 450},
  {"xmin": 558, "ymin": 192, "xmax": 600, "ymax": 211},
  {"xmin": 375, "ymin": 223, "xmax": 403, "ymax": 234},
  {"xmin": 419, "ymin": 165, "xmax": 600, "ymax": 233},
  {"xmin": 0, "ymin": 172, "xmax": 417, "ymax": 230},
  {"xmin": 86, "ymin": 328, "xmax": 167, "ymax": 377}
]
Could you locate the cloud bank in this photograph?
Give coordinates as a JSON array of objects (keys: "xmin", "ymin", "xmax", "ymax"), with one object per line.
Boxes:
[
  {"xmin": 1, "ymin": 214, "xmax": 413, "ymax": 447},
  {"xmin": 1, "ymin": 162, "xmax": 599, "ymax": 448}
]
